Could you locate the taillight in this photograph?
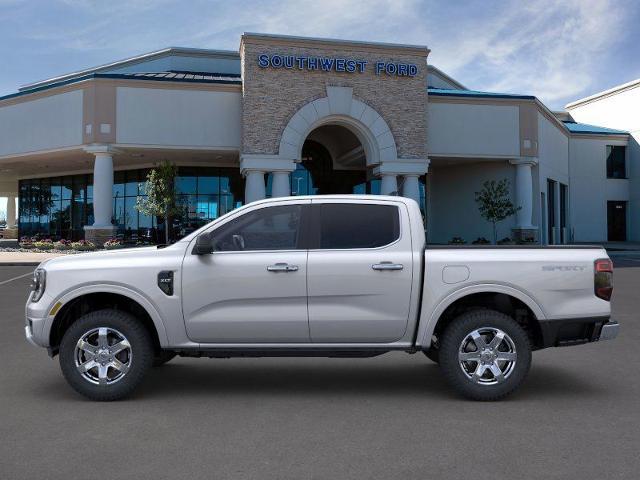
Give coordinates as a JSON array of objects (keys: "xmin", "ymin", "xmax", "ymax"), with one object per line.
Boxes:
[{"xmin": 594, "ymin": 258, "xmax": 613, "ymax": 301}]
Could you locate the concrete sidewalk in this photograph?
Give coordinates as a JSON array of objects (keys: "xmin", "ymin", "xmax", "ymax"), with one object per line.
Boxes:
[{"xmin": 0, "ymin": 251, "xmax": 63, "ymax": 266}]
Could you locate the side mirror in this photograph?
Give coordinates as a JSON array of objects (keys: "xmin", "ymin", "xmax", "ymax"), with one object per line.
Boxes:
[{"xmin": 192, "ymin": 232, "xmax": 214, "ymax": 255}]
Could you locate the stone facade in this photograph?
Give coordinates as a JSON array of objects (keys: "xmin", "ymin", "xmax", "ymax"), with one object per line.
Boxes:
[{"xmin": 240, "ymin": 35, "xmax": 429, "ymax": 161}]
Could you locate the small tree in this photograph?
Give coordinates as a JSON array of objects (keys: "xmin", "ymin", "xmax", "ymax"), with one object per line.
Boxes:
[
  {"xmin": 474, "ymin": 179, "xmax": 520, "ymax": 244},
  {"xmin": 136, "ymin": 160, "xmax": 181, "ymax": 244}
]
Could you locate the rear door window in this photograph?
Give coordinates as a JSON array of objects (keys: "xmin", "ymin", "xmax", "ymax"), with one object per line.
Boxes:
[{"xmin": 316, "ymin": 203, "xmax": 400, "ymax": 249}]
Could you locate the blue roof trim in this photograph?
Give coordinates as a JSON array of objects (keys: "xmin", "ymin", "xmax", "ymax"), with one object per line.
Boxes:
[
  {"xmin": 562, "ymin": 121, "xmax": 628, "ymax": 135},
  {"xmin": 428, "ymin": 87, "xmax": 535, "ymax": 100},
  {"xmin": 0, "ymin": 72, "xmax": 242, "ymax": 102}
]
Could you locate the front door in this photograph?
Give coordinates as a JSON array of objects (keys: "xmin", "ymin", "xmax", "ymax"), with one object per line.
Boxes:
[
  {"xmin": 181, "ymin": 201, "xmax": 310, "ymax": 343},
  {"xmin": 608, "ymin": 201, "xmax": 627, "ymax": 241},
  {"xmin": 306, "ymin": 200, "xmax": 414, "ymax": 343}
]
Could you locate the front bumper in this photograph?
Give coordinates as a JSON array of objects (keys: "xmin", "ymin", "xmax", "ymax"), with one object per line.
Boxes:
[
  {"xmin": 24, "ymin": 290, "xmax": 53, "ymax": 348},
  {"xmin": 539, "ymin": 316, "xmax": 619, "ymax": 348},
  {"xmin": 25, "ymin": 323, "xmax": 38, "ymax": 347}
]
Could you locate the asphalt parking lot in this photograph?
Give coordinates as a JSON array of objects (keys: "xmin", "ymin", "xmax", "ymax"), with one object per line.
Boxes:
[{"xmin": 1, "ymin": 258, "xmax": 639, "ymax": 480}]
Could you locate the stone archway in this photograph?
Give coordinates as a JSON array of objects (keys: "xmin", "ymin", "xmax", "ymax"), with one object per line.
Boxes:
[
  {"xmin": 240, "ymin": 85, "xmax": 429, "ymax": 203},
  {"xmin": 278, "ymin": 86, "xmax": 398, "ymax": 167}
]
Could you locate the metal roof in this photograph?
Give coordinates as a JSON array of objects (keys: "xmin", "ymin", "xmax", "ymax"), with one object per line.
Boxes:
[
  {"xmin": 19, "ymin": 47, "xmax": 240, "ymax": 92},
  {"xmin": 428, "ymin": 87, "xmax": 535, "ymax": 100},
  {"xmin": 122, "ymin": 71, "xmax": 241, "ymax": 82},
  {"xmin": 0, "ymin": 71, "xmax": 241, "ymax": 103},
  {"xmin": 562, "ymin": 121, "xmax": 628, "ymax": 135}
]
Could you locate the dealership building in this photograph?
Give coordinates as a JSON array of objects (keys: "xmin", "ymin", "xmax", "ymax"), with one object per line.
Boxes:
[{"xmin": 0, "ymin": 33, "xmax": 637, "ymax": 244}]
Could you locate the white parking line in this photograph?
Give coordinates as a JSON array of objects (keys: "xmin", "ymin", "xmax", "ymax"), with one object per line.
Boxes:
[{"xmin": 0, "ymin": 271, "xmax": 33, "ymax": 286}]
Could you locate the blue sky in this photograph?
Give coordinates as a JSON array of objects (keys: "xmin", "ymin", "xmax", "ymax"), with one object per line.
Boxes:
[{"xmin": 1, "ymin": 0, "xmax": 639, "ymax": 109}]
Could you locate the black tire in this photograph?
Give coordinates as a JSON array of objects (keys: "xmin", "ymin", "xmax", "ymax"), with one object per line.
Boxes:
[
  {"xmin": 59, "ymin": 309, "xmax": 153, "ymax": 401},
  {"xmin": 439, "ymin": 309, "xmax": 531, "ymax": 401},
  {"xmin": 422, "ymin": 347, "xmax": 439, "ymax": 363},
  {"xmin": 153, "ymin": 350, "xmax": 177, "ymax": 367}
]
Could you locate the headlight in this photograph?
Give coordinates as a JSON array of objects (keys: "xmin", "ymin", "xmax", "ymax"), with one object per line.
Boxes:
[{"xmin": 30, "ymin": 269, "xmax": 46, "ymax": 302}]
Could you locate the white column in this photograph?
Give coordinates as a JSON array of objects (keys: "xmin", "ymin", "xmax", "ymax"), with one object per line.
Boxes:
[
  {"xmin": 6, "ymin": 195, "xmax": 16, "ymax": 228},
  {"xmin": 511, "ymin": 159, "xmax": 536, "ymax": 229},
  {"xmin": 380, "ymin": 174, "xmax": 398, "ymax": 195},
  {"xmin": 401, "ymin": 175, "xmax": 421, "ymax": 205},
  {"xmin": 91, "ymin": 151, "xmax": 115, "ymax": 227},
  {"xmin": 271, "ymin": 171, "xmax": 291, "ymax": 198},
  {"xmin": 244, "ymin": 170, "xmax": 266, "ymax": 204}
]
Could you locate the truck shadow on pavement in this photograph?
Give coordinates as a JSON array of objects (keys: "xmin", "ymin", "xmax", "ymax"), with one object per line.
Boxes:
[
  {"xmin": 32, "ymin": 362, "xmax": 604, "ymax": 402},
  {"xmin": 31, "ymin": 360, "xmax": 605, "ymax": 402}
]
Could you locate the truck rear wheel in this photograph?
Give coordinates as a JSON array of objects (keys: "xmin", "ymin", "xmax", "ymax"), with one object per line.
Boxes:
[
  {"xmin": 59, "ymin": 309, "xmax": 153, "ymax": 401},
  {"xmin": 439, "ymin": 309, "xmax": 531, "ymax": 401}
]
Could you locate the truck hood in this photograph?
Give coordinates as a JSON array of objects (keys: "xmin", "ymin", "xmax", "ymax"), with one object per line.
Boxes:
[{"xmin": 40, "ymin": 245, "xmax": 185, "ymax": 272}]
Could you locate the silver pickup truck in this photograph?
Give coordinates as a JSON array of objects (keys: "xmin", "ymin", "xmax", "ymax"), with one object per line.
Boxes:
[{"xmin": 25, "ymin": 195, "xmax": 618, "ymax": 401}]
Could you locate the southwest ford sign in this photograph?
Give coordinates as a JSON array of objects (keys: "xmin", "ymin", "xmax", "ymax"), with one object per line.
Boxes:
[{"xmin": 257, "ymin": 54, "xmax": 418, "ymax": 77}]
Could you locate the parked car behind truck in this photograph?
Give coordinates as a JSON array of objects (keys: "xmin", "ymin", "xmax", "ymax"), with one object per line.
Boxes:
[{"xmin": 25, "ymin": 195, "xmax": 619, "ymax": 401}]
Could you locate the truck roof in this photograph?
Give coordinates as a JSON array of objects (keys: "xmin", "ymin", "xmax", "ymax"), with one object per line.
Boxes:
[{"xmin": 247, "ymin": 194, "xmax": 417, "ymax": 205}]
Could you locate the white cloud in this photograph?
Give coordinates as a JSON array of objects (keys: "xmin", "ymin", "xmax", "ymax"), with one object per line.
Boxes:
[{"xmin": 426, "ymin": 0, "xmax": 630, "ymax": 107}]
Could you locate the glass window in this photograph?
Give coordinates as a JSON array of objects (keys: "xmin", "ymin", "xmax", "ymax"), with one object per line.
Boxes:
[
  {"xmin": 176, "ymin": 174, "xmax": 197, "ymax": 194},
  {"xmin": 197, "ymin": 194, "xmax": 218, "ymax": 221},
  {"xmin": 17, "ymin": 167, "xmax": 244, "ymax": 242},
  {"xmin": 113, "ymin": 171, "xmax": 125, "ymax": 198},
  {"xmin": 113, "ymin": 197, "xmax": 125, "ymax": 229},
  {"xmin": 125, "ymin": 171, "xmax": 139, "ymax": 196},
  {"xmin": 87, "ymin": 175, "xmax": 93, "ymax": 200},
  {"xmin": 607, "ymin": 146, "xmax": 626, "ymax": 179},
  {"xmin": 318, "ymin": 203, "xmax": 399, "ymax": 249},
  {"xmin": 61, "ymin": 177, "xmax": 72, "ymax": 200},
  {"xmin": 72, "ymin": 175, "xmax": 86, "ymax": 202},
  {"xmin": 50, "ymin": 177, "xmax": 62, "ymax": 202},
  {"xmin": 213, "ymin": 205, "xmax": 302, "ymax": 252},
  {"xmin": 198, "ymin": 175, "xmax": 219, "ymax": 195},
  {"xmin": 124, "ymin": 197, "xmax": 138, "ymax": 232}
]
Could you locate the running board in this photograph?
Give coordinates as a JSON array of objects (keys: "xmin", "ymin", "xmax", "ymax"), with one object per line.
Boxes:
[{"xmin": 176, "ymin": 348, "xmax": 392, "ymax": 359}]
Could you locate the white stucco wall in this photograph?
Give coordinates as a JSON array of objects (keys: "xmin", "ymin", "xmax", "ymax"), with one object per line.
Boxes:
[
  {"xmin": 116, "ymin": 87, "xmax": 242, "ymax": 148},
  {"xmin": 0, "ymin": 90, "xmax": 83, "ymax": 156},
  {"xmin": 568, "ymin": 85, "xmax": 639, "ymax": 241},
  {"xmin": 569, "ymin": 137, "xmax": 629, "ymax": 242},
  {"xmin": 427, "ymin": 102, "xmax": 520, "ymax": 157},
  {"xmin": 536, "ymin": 113, "xmax": 569, "ymax": 243},
  {"xmin": 427, "ymin": 161, "xmax": 517, "ymax": 244}
]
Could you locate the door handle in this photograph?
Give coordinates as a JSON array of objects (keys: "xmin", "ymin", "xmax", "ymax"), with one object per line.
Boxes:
[
  {"xmin": 267, "ymin": 263, "xmax": 299, "ymax": 273},
  {"xmin": 372, "ymin": 262, "xmax": 404, "ymax": 271}
]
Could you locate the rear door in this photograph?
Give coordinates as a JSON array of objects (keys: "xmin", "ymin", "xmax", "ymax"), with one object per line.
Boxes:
[{"xmin": 306, "ymin": 200, "xmax": 414, "ymax": 343}]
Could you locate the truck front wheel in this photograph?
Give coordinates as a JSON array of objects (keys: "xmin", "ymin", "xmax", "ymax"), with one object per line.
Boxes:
[
  {"xmin": 439, "ymin": 309, "xmax": 531, "ymax": 401},
  {"xmin": 59, "ymin": 309, "xmax": 154, "ymax": 401}
]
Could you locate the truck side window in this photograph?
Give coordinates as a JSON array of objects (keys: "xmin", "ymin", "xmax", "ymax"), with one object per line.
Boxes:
[
  {"xmin": 318, "ymin": 203, "xmax": 400, "ymax": 249},
  {"xmin": 213, "ymin": 205, "xmax": 303, "ymax": 251}
]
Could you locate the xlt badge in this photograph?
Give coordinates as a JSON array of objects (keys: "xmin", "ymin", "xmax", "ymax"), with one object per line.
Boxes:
[{"xmin": 157, "ymin": 271, "xmax": 174, "ymax": 296}]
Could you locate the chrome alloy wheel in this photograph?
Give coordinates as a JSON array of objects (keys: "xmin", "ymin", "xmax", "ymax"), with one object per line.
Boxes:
[
  {"xmin": 74, "ymin": 327, "xmax": 132, "ymax": 386},
  {"xmin": 458, "ymin": 327, "xmax": 517, "ymax": 385}
]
